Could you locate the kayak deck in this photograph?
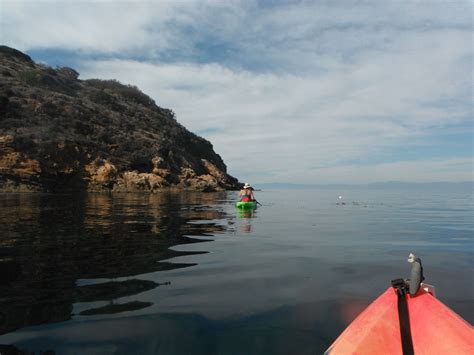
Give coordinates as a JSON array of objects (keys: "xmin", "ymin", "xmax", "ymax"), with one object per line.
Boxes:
[
  {"xmin": 235, "ymin": 201, "xmax": 257, "ymax": 209},
  {"xmin": 325, "ymin": 286, "xmax": 473, "ymax": 354}
]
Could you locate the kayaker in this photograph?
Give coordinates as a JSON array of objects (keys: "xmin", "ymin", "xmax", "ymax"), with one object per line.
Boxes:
[{"xmin": 239, "ymin": 183, "xmax": 256, "ymax": 202}]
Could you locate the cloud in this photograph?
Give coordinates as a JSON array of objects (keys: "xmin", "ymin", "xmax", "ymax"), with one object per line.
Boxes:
[
  {"xmin": 270, "ymin": 157, "xmax": 474, "ymax": 184},
  {"xmin": 1, "ymin": 0, "xmax": 181, "ymax": 54},
  {"xmin": 2, "ymin": 0, "xmax": 472, "ymax": 183},
  {"xmin": 79, "ymin": 31, "xmax": 471, "ymax": 182}
]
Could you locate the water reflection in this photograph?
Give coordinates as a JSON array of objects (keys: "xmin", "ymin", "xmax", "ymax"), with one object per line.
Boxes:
[
  {"xmin": 1, "ymin": 188, "xmax": 472, "ymax": 354},
  {"xmin": 0, "ymin": 192, "xmax": 228, "ymax": 335},
  {"xmin": 0, "ymin": 299, "xmax": 353, "ymax": 355},
  {"xmin": 237, "ymin": 208, "xmax": 257, "ymax": 233}
]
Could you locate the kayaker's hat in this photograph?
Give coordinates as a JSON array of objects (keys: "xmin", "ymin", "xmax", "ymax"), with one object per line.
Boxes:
[{"xmin": 243, "ymin": 183, "xmax": 252, "ymax": 189}]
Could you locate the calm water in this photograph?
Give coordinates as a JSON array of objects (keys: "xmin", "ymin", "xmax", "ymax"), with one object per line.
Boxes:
[{"xmin": 0, "ymin": 188, "xmax": 472, "ymax": 354}]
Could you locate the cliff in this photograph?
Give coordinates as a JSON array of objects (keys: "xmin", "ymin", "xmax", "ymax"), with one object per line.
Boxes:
[{"xmin": 0, "ymin": 46, "xmax": 240, "ymax": 192}]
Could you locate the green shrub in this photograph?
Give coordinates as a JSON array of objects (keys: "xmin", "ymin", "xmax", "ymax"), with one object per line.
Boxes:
[
  {"xmin": 85, "ymin": 79, "xmax": 155, "ymax": 107},
  {"xmin": 18, "ymin": 69, "xmax": 77, "ymax": 95},
  {"xmin": 56, "ymin": 67, "xmax": 79, "ymax": 80},
  {"xmin": 85, "ymin": 79, "xmax": 122, "ymax": 91},
  {"xmin": 18, "ymin": 69, "xmax": 45, "ymax": 85},
  {"xmin": 88, "ymin": 90, "xmax": 115, "ymax": 105}
]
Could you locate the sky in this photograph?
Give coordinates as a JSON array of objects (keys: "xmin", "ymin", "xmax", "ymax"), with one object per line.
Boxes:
[{"xmin": 1, "ymin": 0, "xmax": 472, "ymax": 184}]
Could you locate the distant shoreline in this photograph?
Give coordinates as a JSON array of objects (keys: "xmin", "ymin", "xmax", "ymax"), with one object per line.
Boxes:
[{"xmin": 253, "ymin": 182, "xmax": 473, "ymax": 190}]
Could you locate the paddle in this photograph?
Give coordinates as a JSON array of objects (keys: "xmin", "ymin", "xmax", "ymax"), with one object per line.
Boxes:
[{"xmin": 249, "ymin": 187, "xmax": 262, "ymax": 206}]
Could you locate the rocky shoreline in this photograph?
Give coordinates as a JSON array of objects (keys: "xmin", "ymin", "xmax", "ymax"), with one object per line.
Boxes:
[{"xmin": 0, "ymin": 46, "xmax": 240, "ymax": 192}]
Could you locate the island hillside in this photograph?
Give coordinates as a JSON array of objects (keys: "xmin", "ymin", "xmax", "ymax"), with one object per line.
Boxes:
[{"xmin": 0, "ymin": 46, "xmax": 240, "ymax": 192}]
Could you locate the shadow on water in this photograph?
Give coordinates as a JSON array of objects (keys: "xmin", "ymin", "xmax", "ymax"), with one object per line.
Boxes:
[{"xmin": 0, "ymin": 192, "xmax": 228, "ymax": 336}]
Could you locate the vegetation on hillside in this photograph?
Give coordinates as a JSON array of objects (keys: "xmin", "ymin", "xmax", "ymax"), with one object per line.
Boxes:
[{"xmin": 0, "ymin": 45, "xmax": 239, "ymax": 192}]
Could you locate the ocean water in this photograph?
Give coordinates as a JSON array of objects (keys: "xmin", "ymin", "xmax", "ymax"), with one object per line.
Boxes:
[{"xmin": 0, "ymin": 187, "xmax": 472, "ymax": 354}]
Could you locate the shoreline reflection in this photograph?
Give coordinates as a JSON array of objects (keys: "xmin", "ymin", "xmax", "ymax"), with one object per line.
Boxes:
[{"xmin": 0, "ymin": 192, "xmax": 228, "ymax": 335}]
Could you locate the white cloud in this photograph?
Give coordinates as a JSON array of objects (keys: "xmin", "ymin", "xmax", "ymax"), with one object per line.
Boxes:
[
  {"xmin": 1, "ymin": 0, "xmax": 182, "ymax": 54},
  {"xmin": 79, "ymin": 31, "xmax": 471, "ymax": 182},
  {"xmin": 2, "ymin": 0, "xmax": 472, "ymax": 183},
  {"xmin": 292, "ymin": 157, "xmax": 474, "ymax": 184}
]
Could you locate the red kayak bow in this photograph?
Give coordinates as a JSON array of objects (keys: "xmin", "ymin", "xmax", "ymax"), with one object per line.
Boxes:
[{"xmin": 325, "ymin": 254, "xmax": 473, "ymax": 355}]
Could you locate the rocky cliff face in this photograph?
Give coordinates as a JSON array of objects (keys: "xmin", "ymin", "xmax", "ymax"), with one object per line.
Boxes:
[{"xmin": 0, "ymin": 46, "xmax": 240, "ymax": 192}]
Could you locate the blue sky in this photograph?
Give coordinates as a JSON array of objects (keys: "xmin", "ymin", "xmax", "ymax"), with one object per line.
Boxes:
[{"xmin": 1, "ymin": 0, "xmax": 472, "ymax": 183}]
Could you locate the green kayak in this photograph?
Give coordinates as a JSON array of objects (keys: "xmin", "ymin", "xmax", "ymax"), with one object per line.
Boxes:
[{"xmin": 235, "ymin": 201, "xmax": 257, "ymax": 209}]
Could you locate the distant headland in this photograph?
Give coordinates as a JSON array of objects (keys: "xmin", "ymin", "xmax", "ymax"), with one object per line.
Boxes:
[{"xmin": 0, "ymin": 46, "xmax": 240, "ymax": 192}]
